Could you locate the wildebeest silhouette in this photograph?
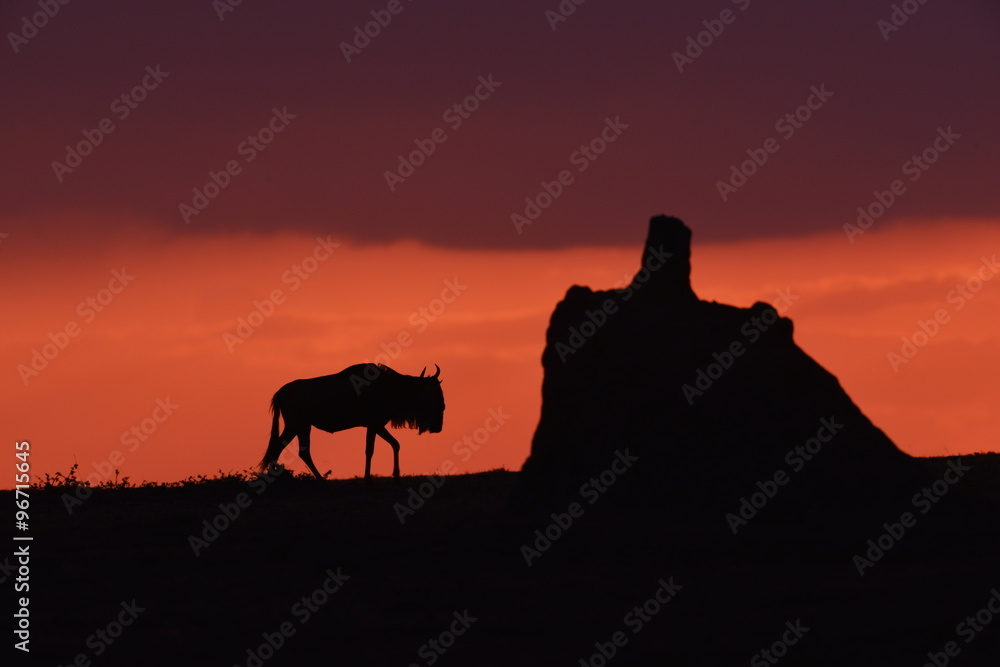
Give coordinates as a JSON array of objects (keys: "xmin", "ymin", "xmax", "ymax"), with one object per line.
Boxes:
[{"xmin": 260, "ymin": 364, "xmax": 445, "ymax": 479}]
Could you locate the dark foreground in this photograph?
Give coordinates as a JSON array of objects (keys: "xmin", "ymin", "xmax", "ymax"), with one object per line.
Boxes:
[{"xmin": 9, "ymin": 454, "xmax": 1000, "ymax": 666}]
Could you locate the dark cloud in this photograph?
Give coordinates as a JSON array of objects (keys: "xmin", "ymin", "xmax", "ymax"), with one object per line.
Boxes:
[{"xmin": 2, "ymin": 0, "xmax": 998, "ymax": 248}]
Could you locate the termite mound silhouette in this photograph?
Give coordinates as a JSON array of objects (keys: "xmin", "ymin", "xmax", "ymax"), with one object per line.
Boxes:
[{"xmin": 516, "ymin": 215, "xmax": 930, "ymax": 522}]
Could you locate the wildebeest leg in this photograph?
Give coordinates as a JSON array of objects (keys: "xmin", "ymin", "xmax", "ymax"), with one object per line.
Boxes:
[
  {"xmin": 364, "ymin": 427, "xmax": 376, "ymax": 481},
  {"xmin": 297, "ymin": 427, "xmax": 324, "ymax": 479},
  {"xmin": 262, "ymin": 426, "xmax": 296, "ymax": 473},
  {"xmin": 375, "ymin": 425, "xmax": 401, "ymax": 478}
]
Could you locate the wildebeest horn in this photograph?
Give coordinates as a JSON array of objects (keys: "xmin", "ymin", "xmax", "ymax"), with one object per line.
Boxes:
[
  {"xmin": 432, "ymin": 364, "xmax": 440, "ymax": 379},
  {"xmin": 420, "ymin": 366, "xmax": 427, "ymax": 377}
]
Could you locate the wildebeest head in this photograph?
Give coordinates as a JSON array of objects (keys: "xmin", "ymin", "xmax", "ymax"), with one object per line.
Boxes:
[{"xmin": 415, "ymin": 364, "xmax": 445, "ymax": 434}]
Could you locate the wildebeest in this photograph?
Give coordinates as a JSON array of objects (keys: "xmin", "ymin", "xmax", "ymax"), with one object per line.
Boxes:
[{"xmin": 259, "ymin": 363, "xmax": 445, "ymax": 479}]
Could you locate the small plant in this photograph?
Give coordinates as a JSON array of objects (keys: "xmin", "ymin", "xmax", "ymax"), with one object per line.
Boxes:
[
  {"xmin": 38, "ymin": 463, "xmax": 89, "ymax": 490},
  {"xmin": 33, "ymin": 464, "xmax": 337, "ymax": 490},
  {"xmin": 97, "ymin": 469, "xmax": 132, "ymax": 489}
]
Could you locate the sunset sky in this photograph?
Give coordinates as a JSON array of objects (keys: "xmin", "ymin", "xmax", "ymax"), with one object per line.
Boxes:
[{"xmin": 3, "ymin": 0, "xmax": 998, "ymax": 486}]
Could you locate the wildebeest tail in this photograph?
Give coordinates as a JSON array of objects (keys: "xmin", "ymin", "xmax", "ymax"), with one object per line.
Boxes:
[{"xmin": 259, "ymin": 394, "xmax": 284, "ymax": 471}]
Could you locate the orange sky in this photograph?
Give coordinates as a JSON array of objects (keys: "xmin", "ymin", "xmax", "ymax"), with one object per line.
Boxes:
[{"xmin": 3, "ymin": 217, "xmax": 998, "ymax": 487}]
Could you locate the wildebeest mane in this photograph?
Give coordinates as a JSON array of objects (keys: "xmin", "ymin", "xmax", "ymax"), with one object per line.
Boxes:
[{"xmin": 374, "ymin": 364, "xmax": 435, "ymax": 431}]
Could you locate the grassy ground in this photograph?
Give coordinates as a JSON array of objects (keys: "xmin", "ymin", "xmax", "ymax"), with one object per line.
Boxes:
[{"xmin": 7, "ymin": 453, "xmax": 1000, "ymax": 666}]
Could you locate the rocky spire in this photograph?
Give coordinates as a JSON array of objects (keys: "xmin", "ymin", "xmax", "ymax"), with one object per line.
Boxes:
[
  {"xmin": 633, "ymin": 215, "xmax": 697, "ymax": 302},
  {"xmin": 518, "ymin": 214, "xmax": 923, "ymax": 515}
]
